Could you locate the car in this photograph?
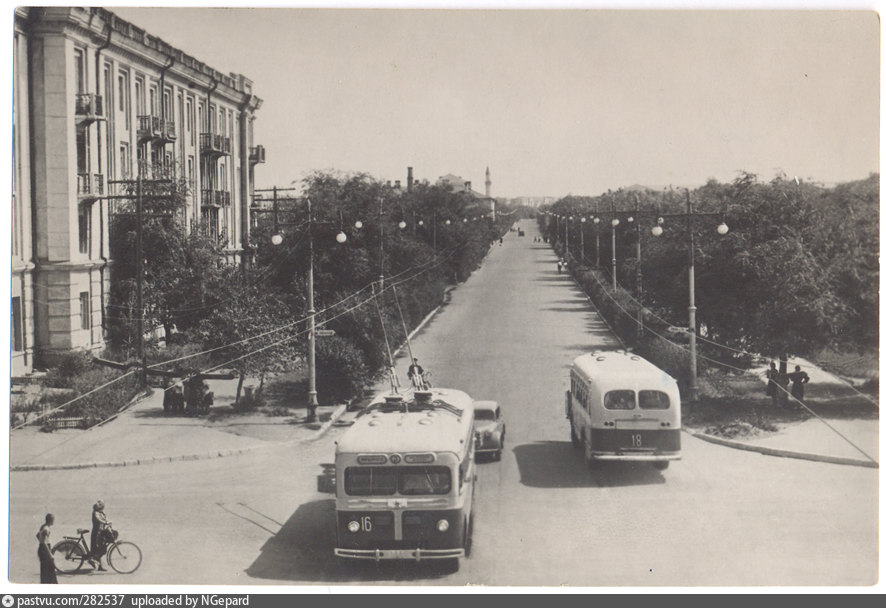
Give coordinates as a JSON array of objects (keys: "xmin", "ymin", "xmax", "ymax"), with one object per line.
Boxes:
[{"xmin": 473, "ymin": 400, "xmax": 505, "ymax": 461}]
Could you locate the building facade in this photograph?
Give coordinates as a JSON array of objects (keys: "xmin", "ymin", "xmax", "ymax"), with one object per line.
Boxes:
[{"xmin": 11, "ymin": 7, "xmax": 264, "ymax": 375}]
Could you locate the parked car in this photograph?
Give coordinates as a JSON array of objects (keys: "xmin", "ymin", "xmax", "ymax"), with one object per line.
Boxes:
[{"xmin": 474, "ymin": 400, "xmax": 505, "ymax": 460}]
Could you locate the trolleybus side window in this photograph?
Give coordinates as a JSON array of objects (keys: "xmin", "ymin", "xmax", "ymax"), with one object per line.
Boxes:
[
  {"xmin": 638, "ymin": 390, "xmax": 670, "ymax": 409},
  {"xmin": 604, "ymin": 390, "xmax": 635, "ymax": 410}
]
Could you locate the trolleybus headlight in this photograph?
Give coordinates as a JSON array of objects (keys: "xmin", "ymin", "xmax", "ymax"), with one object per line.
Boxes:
[
  {"xmin": 390, "ymin": 454, "xmax": 401, "ymax": 464},
  {"xmin": 436, "ymin": 519, "xmax": 450, "ymax": 532},
  {"xmin": 348, "ymin": 521, "xmax": 361, "ymax": 533}
]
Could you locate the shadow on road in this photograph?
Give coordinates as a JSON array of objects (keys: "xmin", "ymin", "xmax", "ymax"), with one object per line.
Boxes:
[
  {"xmin": 513, "ymin": 441, "xmax": 666, "ymax": 488},
  {"xmin": 245, "ymin": 499, "xmax": 462, "ymax": 584}
]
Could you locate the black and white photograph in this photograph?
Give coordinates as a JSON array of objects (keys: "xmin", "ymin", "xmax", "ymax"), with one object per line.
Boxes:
[{"xmin": 4, "ymin": 2, "xmax": 880, "ymax": 591}]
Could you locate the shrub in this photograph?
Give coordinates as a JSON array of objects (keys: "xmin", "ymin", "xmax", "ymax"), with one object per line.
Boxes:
[{"xmin": 316, "ymin": 336, "xmax": 370, "ymax": 405}]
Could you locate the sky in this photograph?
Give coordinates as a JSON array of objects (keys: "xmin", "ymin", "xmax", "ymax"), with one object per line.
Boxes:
[{"xmin": 105, "ymin": 4, "xmax": 879, "ymax": 199}]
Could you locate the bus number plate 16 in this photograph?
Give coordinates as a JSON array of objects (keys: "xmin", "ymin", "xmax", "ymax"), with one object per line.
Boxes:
[{"xmin": 359, "ymin": 516, "xmax": 372, "ymax": 532}]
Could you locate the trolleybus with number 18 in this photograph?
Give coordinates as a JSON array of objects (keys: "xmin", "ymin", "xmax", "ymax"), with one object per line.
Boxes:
[{"xmin": 566, "ymin": 350, "xmax": 681, "ymax": 469}]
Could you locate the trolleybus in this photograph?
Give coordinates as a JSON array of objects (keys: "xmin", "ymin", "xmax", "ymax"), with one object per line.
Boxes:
[
  {"xmin": 334, "ymin": 387, "xmax": 476, "ymax": 566},
  {"xmin": 566, "ymin": 350, "xmax": 681, "ymax": 469}
]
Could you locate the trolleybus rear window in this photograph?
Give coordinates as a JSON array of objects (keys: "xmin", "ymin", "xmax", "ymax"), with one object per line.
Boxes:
[
  {"xmin": 604, "ymin": 390, "xmax": 635, "ymax": 410},
  {"xmin": 638, "ymin": 390, "xmax": 670, "ymax": 409},
  {"xmin": 345, "ymin": 466, "xmax": 452, "ymax": 496}
]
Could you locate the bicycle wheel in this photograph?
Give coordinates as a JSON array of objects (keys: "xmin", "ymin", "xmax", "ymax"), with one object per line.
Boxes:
[
  {"xmin": 51, "ymin": 539, "xmax": 86, "ymax": 574},
  {"xmin": 106, "ymin": 541, "xmax": 142, "ymax": 574}
]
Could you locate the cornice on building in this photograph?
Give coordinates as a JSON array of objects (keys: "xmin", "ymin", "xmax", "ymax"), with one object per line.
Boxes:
[{"xmin": 18, "ymin": 6, "xmax": 263, "ymax": 109}]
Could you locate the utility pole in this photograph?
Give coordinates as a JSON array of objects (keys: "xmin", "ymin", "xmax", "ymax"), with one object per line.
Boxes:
[
  {"xmin": 305, "ymin": 197, "xmax": 318, "ymax": 422},
  {"xmin": 686, "ymin": 191, "xmax": 698, "ymax": 403},
  {"xmin": 378, "ymin": 196, "xmax": 385, "ymax": 294},
  {"xmin": 135, "ymin": 176, "xmax": 146, "ymax": 386},
  {"xmin": 106, "ymin": 175, "xmax": 173, "ymax": 388}
]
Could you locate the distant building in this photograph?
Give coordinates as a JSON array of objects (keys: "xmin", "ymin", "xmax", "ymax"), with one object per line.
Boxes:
[
  {"xmin": 12, "ymin": 7, "xmax": 264, "ymax": 374},
  {"xmin": 436, "ymin": 168, "xmax": 497, "ymax": 219}
]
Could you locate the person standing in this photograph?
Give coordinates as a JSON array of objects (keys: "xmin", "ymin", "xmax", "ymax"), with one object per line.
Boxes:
[
  {"xmin": 36, "ymin": 513, "xmax": 58, "ymax": 583},
  {"xmin": 89, "ymin": 500, "xmax": 108, "ymax": 571},
  {"xmin": 407, "ymin": 358, "xmax": 425, "ymax": 389},
  {"xmin": 789, "ymin": 365, "xmax": 811, "ymax": 402},
  {"xmin": 765, "ymin": 362, "xmax": 780, "ymax": 406}
]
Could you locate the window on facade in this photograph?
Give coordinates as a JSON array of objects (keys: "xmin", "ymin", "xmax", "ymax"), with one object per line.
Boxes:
[
  {"xmin": 202, "ymin": 206, "xmax": 219, "ymax": 237},
  {"xmin": 149, "ymin": 86, "xmax": 157, "ymax": 116},
  {"xmin": 103, "ymin": 64, "xmax": 113, "ymax": 119},
  {"xmin": 78, "ymin": 203, "xmax": 91, "ymax": 255},
  {"xmin": 187, "ymin": 156, "xmax": 195, "ymax": 193},
  {"xmin": 164, "ymin": 90, "xmax": 171, "ymax": 120},
  {"xmin": 186, "ymin": 98, "xmax": 194, "ymax": 143},
  {"xmin": 11, "ymin": 297, "xmax": 23, "ymax": 352},
  {"xmin": 134, "ymin": 78, "xmax": 144, "ymax": 116},
  {"xmin": 74, "ymin": 49, "xmax": 86, "ymax": 94},
  {"xmin": 198, "ymin": 104, "xmax": 204, "ymax": 134},
  {"xmin": 79, "ymin": 292, "xmax": 91, "ymax": 331},
  {"xmin": 76, "ymin": 126, "xmax": 88, "ymax": 174},
  {"xmin": 119, "ymin": 143, "xmax": 130, "ymax": 178},
  {"xmin": 118, "ymin": 70, "xmax": 129, "ymax": 129}
]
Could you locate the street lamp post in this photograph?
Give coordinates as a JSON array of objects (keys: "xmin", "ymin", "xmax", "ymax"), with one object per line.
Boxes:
[
  {"xmin": 651, "ymin": 189, "xmax": 729, "ymax": 403},
  {"xmin": 580, "ymin": 216, "xmax": 586, "ymax": 261}
]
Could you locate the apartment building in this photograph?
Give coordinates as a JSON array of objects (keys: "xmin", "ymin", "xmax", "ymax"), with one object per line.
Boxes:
[{"xmin": 11, "ymin": 7, "xmax": 264, "ymax": 375}]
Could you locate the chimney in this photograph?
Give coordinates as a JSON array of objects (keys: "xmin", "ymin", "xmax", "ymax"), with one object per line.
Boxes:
[
  {"xmin": 464, "ymin": 181, "xmax": 472, "ymax": 192},
  {"xmin": 394, "ymin": 180, "xmax": 401, "ymax": 189},
  {"xmin": 407, "ymin": 167, "xmax": 414, "ymax": 192}
]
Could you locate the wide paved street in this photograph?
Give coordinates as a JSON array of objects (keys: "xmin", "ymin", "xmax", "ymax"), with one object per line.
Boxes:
[{"xmin": 9, "ymin": 222, "xmax": 878, "ymax": 586}]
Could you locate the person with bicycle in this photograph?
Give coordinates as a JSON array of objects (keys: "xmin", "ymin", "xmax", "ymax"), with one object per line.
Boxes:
[{"xmin": 89, "ymin": 500, "xmax": 109, "ymax": 571}]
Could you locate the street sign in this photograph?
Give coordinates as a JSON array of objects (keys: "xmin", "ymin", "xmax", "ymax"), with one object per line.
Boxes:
[{"xmin": 315, "ymin": 329, "xmax": 336, "ymax": 337}]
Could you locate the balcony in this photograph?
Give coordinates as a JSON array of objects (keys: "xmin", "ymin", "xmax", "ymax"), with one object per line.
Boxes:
[
  {"xmin": 137, "ymin": 115, "xmax": 176, "ymax": 143},
  {"xmin": 249, "ymin": 145, "xmax": 266, "ymax": 165},
  {"xmin": 77, "ymin": 173, "xmax": 104, "ymax": 200},
  {"xmin": 75, "ymin": 94, "xmax": 105, "ymax": 123},
  {"xmin": 137, "ymin": 161, "xmax": 178, "ymax": 181},
  {"xmin": 201, "ymin": 189, "xmax": 231, "ymax": 207},
  {"xmin": 199, "ymin": 133, "xmax": 231, "ymax": 158}
]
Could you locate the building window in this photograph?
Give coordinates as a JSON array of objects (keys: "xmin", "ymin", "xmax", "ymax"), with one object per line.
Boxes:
[
  {"xmin": 11, "ymin": 297, "xmax": 23, "ymax": 352},
  {"xmin": 118, "ymin": 70, "xmax": 130, "ymax": 129},
  {"xmin": 119, "ymin": 143, "xmax": 130, "ymax": 178},
  {"xmin": 79, "ymin": 292, "xmax": 91, "ymax": 331},
  {"xmin": 202, "ymin": 206, "xmax": 219, "ymax": 237},
  {"xmin": 74, "ymin": 48, "xmax": 86, "ymax": 94},
  {"xmin": 135, "ymin": 77, "xmax": 144, "ymax": 116},
  {"xmin": 78, "ymin": 203, "xmax": 91, "ymax": 256},
  {"xmin": 186, "ymin": 98, "xmax": 193, "ymax": 138},
  {"xmin": 187, "ymin": 156, "xmax": 195, "ymax": 193},
  {"xmin": 76, "ymin": 125, "xmax": 88, "ymax": 174}
]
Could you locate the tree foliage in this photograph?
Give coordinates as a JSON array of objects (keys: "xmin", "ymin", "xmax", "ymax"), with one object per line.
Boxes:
[{"xmin": 542, "ymin": 173, "xmax": 878, "ymax": 360}]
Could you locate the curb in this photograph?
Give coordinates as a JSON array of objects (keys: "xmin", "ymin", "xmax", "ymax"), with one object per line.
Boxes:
[
  {"xmin": 11, "ymin": 404, "xmax": 354, "ymax": 473},
  {"xmin": 683, "ymin": 428, "xmax": 878, "ymax": 469},
  {"xmin": 11, "ymin": 284, "xmax": 457, "ymax": 473}
]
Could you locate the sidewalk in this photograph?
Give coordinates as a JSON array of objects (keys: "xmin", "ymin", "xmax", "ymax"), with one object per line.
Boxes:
[
  {"xmin": 9, "ymin": 377, "xmax": 345, "ymax": 471},
  {"xmin": 688, "ymin": 357, "xmax": 879, "ymax": 468},
  {"xmin": 10, "ymin": 359, "xmax": 878, "ymax": 471}
]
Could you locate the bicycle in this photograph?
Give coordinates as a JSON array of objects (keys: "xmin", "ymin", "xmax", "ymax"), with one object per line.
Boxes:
[{"xmin": 51, "ymin": 525, "xmax": 142, "ymax": 574}]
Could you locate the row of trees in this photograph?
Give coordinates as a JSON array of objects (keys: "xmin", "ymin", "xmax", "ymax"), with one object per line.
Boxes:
[
  {"xmin": 541, "ymin": 172, "xmax": 878, "ymax": 365},
  {"xmin": 108, "ymin": 170, "xmax": 510, "ymax": 406}
]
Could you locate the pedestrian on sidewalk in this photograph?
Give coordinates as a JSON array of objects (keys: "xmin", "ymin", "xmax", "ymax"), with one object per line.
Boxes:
[
  {"xmin": 36, "ymin": 513, "xmax": 57, "ymax": 583},
  {"xmin": 788, "ymin": 365, "xmax": 810, "ymax": 403},
  {"xmin": 765, "ymin": 362, "xmax": 780, "ymax": 406}
]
